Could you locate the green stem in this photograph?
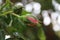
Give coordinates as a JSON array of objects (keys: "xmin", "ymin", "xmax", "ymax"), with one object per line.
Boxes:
[
  {"xmin": 11, "ymin": 13, "xmax": 27, "ymax": 27},
  {"xmin": 0, "ymin": 11, "xmax": 13, "ymax": 16},
  {"xmin": 11, "ymin": 13, "xmax": 20, "ymax": 18}
]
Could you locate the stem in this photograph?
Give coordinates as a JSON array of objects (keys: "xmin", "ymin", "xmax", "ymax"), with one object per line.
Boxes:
[
  {"xmin": 11, "ymin": 13, "xmax": 20, "ymax": 18},
  {"xmin": 0, "ymin": 11, "xmax": 13, "ymax": 16},
  {"xmin": 10, "ymin": 13, "xmax": 27, "ymax": 27}
]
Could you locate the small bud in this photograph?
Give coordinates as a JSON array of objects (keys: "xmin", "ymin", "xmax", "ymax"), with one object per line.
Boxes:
[
  {"xmin": 43, "ymin": 17, "xmax": 51, "ymax": 26},
  {"xmin": 25, "ymin": 4, "xmax": 33, "ymax": 12},
  {"xmin": 27, "ymin": 16, "xmax": 38, "ymax": 24}
]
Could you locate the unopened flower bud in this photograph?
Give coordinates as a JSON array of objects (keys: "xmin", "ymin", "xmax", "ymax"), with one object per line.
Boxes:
[{"xmin": 27, "ymin": 16, "xmax": 38, "ymax": 24}]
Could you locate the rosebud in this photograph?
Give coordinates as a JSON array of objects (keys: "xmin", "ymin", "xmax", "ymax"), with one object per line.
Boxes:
[
  {"xmin": 43, "ymin": 17, "xmax": 51, "ymax": 26},
  {"xmin": 25, "ymin": 4, "xmax": 33, "ymax": 12},
  {"xmin": 27, "ymin": 16, "xmax": 38, "ymax": 24}
]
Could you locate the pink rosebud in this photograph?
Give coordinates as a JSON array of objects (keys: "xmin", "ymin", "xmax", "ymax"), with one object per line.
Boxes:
[{"xmin": 26, "ymin": 16, "xmax": 38, "ymax": 24}]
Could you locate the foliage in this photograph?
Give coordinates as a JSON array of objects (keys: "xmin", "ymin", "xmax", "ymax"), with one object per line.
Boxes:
[{"xmin": 0, "ymin": 0, "xmax": 46, "ymax": 40}]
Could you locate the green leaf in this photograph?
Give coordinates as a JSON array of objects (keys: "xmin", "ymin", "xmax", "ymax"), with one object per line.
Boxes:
[
  {"xmin": 38, "ymin": 27, "xmax": 46, "ymax": 40},
  {"xmin": 5, "ymin": 27, "xmax": 17, "ymax": 34},
  {"xmin": 1, "ymin": 0, "xmax": 12, "ymax": 12}
]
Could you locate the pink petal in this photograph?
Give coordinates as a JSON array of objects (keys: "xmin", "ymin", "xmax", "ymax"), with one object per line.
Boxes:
[{"xmin": 26, "ymin": 16, "xmax": 38, "ymax": 24}]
